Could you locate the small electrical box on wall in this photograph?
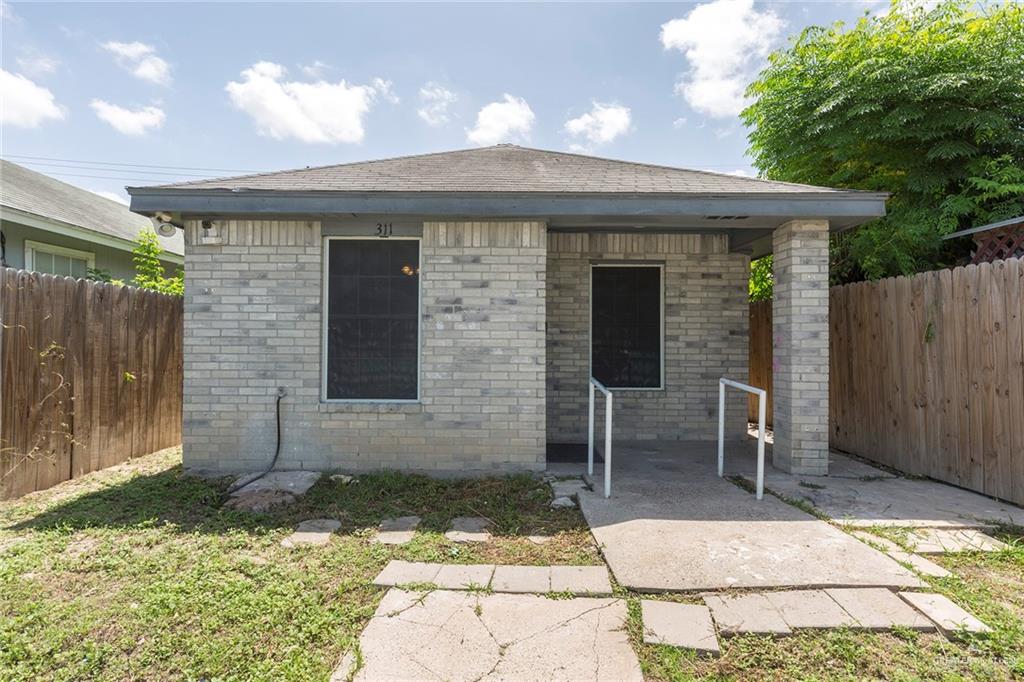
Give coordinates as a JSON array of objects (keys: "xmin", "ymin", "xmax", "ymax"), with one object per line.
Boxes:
[{"xmin": 200, "ymin": 220, "xmax": 223, "ymax": 246}]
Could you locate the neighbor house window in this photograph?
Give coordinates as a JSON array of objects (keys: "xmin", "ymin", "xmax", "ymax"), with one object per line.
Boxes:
[
  {"xmin": 24, "ymin": 240, "xmax": 94, "ymax": 278},
  {"xmin": 324, "ymin": 238, "xmax": 420, "ymax": 400},
  {"xmin": 590, "ymin": 264, "xmax": 663, "ymax": 389}
]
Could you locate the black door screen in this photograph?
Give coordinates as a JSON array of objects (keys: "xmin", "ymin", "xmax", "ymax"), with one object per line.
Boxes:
[
  {"xmin": 591, "ymin": 265, "xmax": 662, "ymax": 388},
  {"xmin": 326, "ymin": 239, "xmax": 419, "ymax": 399}
]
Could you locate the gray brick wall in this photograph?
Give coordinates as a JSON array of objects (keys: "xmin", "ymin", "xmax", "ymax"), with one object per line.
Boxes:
[
  {"xmin": 546, "ymin": 233, "xmax": 750, "ymax": 443},
  {"xmin": 182, "ymin": 219, "xmax": 546, "ymax": 474},
  {"xmin": 771, "ymin": 219, "xmax": 829, "ymax": 475}
]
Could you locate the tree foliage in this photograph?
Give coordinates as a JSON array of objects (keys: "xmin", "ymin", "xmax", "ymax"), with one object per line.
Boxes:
[
  {"xmin": 743, "ymin": 0, "xmax": 1024, "ymax": 281},
  {"xmin": 749, "ymin": 255, "xmax": 773, "ymax": 301},
  {"xmin": 132, "ymin": 230, "xmax": 183, "ymax": 296}
]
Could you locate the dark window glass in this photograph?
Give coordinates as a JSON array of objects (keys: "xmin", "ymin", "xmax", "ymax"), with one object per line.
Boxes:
[
  {"xmin": 326, "ymin": 240, "xmax": 419, "ymax": 399},
  {"xmin": 591, "ymin": 266, "xmax": 662, "ymax": 388}
]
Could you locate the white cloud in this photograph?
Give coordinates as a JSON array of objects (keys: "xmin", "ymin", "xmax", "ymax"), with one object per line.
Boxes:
[
  {"xmin": 0, "ymin": 69, "xmax": 65, "ymax": 127},
  {"xmin": 92, "ymin": 189, "xmax": 129, "ymax": 205},
  {"xmin": 660, "ymin": 0, "xmax": 783, "ymax": 118},
  {"xmin": 672, "ymin": 117, "xmax": 688, "ymax": 129},
  {"xmin": 101, "ymin": 41, "xmax": 171, "ymax": 85},
  {"xmin": 1, "ymin": 1, "xmax": 19, "ymax": 23},
  {"xmin": 226, "ymin": 62, "xmax": 392, "ymax": 144},
  {"xmin": 417, "ymin": 82, "xmax": 457, "ymax": 126},
  {"xmin": 16, "ymin": 53, "xmax": 60, "ymax": 77},
  {"xmin": 465, "ymin": 94, "xmax": 535, "ymax": 146},
  {"xmin": 300, "ymin": 60, "xmax": 329, "ymax": 78},
  {"xmin": 564, "ymin": 102, "xmax": 631, "ymax": 150},
  {"xmin": 90, "ymin": 100, "xmax": 165, "ymax": 135}
]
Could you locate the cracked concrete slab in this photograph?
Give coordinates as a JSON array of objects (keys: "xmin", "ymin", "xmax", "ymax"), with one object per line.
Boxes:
[
  {"xmin": 231, "ymin": 470, "xmax": 320, "ymax": 496},
  {"xmin": 550, "ymin": 565, "xmax": 613, "ymax": 595},
  {"xmin": 579, "ymin": 441, "xmax": 923, "ymax": 592},
  {"xmin": 888, "ymin": 551, "xmax": 952, "ymax": 577},
  {"xmin": 373, "ymin": 561, "xmax": 441, "ymax": 587},
  {"xmin": 342, "ymin": 589, "xmax": 642, "ymax": 681}
]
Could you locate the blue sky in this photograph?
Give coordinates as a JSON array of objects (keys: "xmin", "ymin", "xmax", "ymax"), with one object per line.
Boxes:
[{"xmin": 1, "ymin": 1, "xmax": 891, "ymax": 203}]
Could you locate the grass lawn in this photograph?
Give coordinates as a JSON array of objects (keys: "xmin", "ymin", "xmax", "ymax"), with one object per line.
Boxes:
[
  {"xmin": 0, "ymin": 447, "xmax": 596, "ymax": 681},
  {"xmin": 2, "ymin": 447, "xmax": 1022, "ymax": 681}
]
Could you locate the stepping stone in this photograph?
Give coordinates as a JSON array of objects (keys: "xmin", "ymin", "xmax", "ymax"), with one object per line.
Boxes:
[
  {"xmin": 905, "ymin": 528, "xmax": 1008, "ymax": 554},
  {"xmin": 296, "ymin": 518, "xmax": 342, "ymax": 533},
  {"xmin": 703, "ymin": 593, "xmax": 791, "ymax": 636},
  {"xmin": 824, "ymin": 588, "xmax": 934, "ymax": 631},
  {"xmin": 373, "ymin": 560, "xmax": 441, "ymax": 587},
  {"xmin": 550, "ymin": 496, "xmax": 576, "ymax": 509},
  {"xmin": 434, "ymin": 564, "xmax": 495, "ymax": 590},
  {"xmin": 898, "ymin": 592, "xmax": 991, "ymax": 637},
  {"xmin": 445, "ymin": 516, "xmax": 491, "ymax": 543},
  {"xmin": 550, "ymin": 565, "xmax": 613, "ymax": 596},
  {"xmin": 551, "ymin": 479, "xmax": 587, "ymax": 498},
  {"xmin": 280, "ymin": 518, "xmax": 341, "ymax": 547},
  {"xmin": 764, "ymin": 590, "xmax": 859, "ymax": 629},
  {"xmin": 889, "ymin": 551, "xmax": 952, "ymax": 578},
  {"xmin": 373, "ymin": 516, "xmax": 421, "ymax": 545},
  {"xmin": 641, "ymin": 600, "xmax": 720, "ymax": 655},
  {"xmin": 492, "ymin": 565, "xmax": 551, "ymax": 593}
]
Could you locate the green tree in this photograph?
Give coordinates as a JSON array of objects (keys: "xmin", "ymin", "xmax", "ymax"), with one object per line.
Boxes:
[
  {"xmin": 743, "ymin": 0, "xmax": 1024, "ymax": 282},
  {"xmin": 749, "ymin": 255, "xmax": 773, "ymax": 301},
  {"xmin": 132, "ymin": 230, "xmax": 183, "ymax": 296}
]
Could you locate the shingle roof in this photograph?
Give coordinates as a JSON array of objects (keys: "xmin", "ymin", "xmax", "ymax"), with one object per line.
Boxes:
[
  {"xmin": 1, "ymin": 159, "xmax": 184, "ymax": 256},
  {"xmin": 136, "ymin": 145, "xmax": 846, "ymax": 196}
]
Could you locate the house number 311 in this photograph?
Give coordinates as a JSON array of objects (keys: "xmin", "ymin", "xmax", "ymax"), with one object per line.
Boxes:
[{"xmin": 375, "ymin": 222, "xmax": 393, "ymax": 238}]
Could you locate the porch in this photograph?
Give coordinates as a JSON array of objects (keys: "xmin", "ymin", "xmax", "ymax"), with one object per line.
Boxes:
[{"xmin": 557, "ymin": 439, "xmax": 1020, "ymax": 593}]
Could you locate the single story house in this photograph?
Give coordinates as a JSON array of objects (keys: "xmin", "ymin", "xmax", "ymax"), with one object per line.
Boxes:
[
  {"xmin": 128, "ymin": 145, "xmax": 887, "ymax": 477},
  {"xmin": 1, "ymin": 159, "xmax": 183, "ymax": 280}
]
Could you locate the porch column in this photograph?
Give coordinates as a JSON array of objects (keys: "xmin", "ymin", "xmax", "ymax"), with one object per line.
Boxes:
[{"xmin": 772, "ymin": 219, "xmax": 829, "ymax": 475}]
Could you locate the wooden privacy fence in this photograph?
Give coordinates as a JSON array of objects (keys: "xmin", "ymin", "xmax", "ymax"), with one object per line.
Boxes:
[
  {"xmin": 749, "ymin": 257, "xmax": 1024, "ymax": 505},
  {"xmin": 1, "ymin": 268, "xmax": 183, "ymax": 499},
  {"xmin": 747, "ymin": 300, "xmax": 773, "ymax": 427}
]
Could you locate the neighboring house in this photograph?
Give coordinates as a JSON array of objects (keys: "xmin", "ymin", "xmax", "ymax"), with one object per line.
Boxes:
[
  {"xmin": 128, "ymin": 145, "xmax": 887, "ymax": 477},
  {"xmin": 941, "ymin": 215, "xmax": 1024, "ymax": 264},
  {"xmin": 0, "ymin": 159, "xmax": 183, "ymax": 280}
]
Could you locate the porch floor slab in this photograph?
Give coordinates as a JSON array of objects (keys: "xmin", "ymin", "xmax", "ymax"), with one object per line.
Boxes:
[{"xmin": 575, "ymin": 441, "xmax": 924, "ymax": 592}]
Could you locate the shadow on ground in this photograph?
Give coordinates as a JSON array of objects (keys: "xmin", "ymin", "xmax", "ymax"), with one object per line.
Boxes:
[{"xmin": 5, "ymin": 462, "xmax": 588, "ymax": 538}]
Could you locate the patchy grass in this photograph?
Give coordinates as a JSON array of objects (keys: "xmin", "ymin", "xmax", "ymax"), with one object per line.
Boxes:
[{"xmin": 0, "ymin": 447, "xmax": 596, "ymax": 681}]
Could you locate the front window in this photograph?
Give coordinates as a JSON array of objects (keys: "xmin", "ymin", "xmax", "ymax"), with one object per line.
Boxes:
[
  {"xmin": 324, "ymin": 238, "xmax": 420, "ymax": 400},
  {"xmin": 590, "ymin": 264, "xmax": 663, "ymax": 389}
]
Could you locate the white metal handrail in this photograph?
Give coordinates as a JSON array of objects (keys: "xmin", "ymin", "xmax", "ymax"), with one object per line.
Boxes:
[
  {"xmin": 718, "ymin": 377, "xmax": 767, "ymax": 500},
  {"xmin": 587, "ymin": 377, "xmax": 613, "ymax": 498}
]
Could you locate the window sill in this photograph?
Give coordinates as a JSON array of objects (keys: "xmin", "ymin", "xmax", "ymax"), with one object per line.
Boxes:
[{"xmin": 317, "ymin": 401, "xmax": 423, "ymax": 414}]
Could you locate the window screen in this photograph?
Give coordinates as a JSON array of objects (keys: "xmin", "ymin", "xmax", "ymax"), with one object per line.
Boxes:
[
  {"xmin": 591, "ymin": 265, "xmax": 662, "ymax": 388},
  {"xmin": 326, "ymin": 239, "xmax": 419, "ymax": 400}
]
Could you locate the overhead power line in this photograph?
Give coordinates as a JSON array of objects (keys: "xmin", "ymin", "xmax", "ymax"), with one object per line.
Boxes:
[{"xmin": 4, "ymin": 154, "xmax": 261, "ymax": 174}]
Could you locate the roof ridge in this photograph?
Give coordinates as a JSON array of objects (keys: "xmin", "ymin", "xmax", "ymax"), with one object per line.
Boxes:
[
  {"xmin": 506, "ymin": 145, "xmax": 843, "ymax": 192},
  {"xmin": 132, "ymin": 146, "xmax": 506, "ymax": 190}
]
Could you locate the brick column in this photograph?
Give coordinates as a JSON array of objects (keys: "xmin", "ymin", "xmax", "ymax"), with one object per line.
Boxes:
[{"xmin": 772, "ymin": 219, "xmax": 829, "ymax": 475}]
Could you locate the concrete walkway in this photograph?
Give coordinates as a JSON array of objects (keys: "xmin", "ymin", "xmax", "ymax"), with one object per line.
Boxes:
[
  {"xmin": 744, "ymin": 451, "xmax": 1021, "ymax": 528},
  {"xmin": 575, "ymin": 441, "xmax": 924, "ymax": 592},
  {"xmin": 336, "ymin": 589, "xmax": 642, "ymax": 681}
]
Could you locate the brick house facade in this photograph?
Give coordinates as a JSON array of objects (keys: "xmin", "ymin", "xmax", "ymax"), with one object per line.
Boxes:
[{"xmin": 129, "ymin": 146, "xmax": 887, "ymax": 477}]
